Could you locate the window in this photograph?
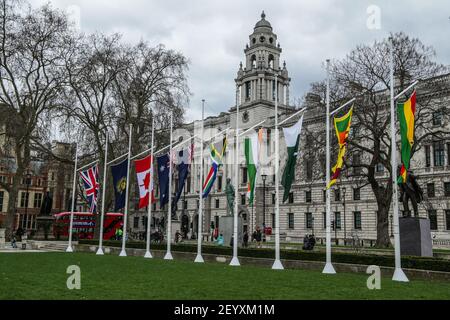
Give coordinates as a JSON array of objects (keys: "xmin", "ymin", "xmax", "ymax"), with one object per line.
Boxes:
[
  {"xmin": 288, "ymin": 192, "xmax": 294, "ymax": 204},
  {"xmin": 322, "ymin": 212, "xmax": 326, "ymax": 229},
  {"xmin": 427, "ymin": 183, "xmax": 435, "ymax": 198},
  {"xmin": 353, "ymin": 153, "xmax": 362, "ymax": 175},
  {"xmin": 323, "ymin": 190, "xmax": 326, "ymax": 202},
  {"xmin": 268, "ymin": 54, "xmax": 274, "ymax": 69},
  {"xmin": 34, "ymin": 193, "xmax": 43, "ymax": 208},
  {"xmin": 184, "ymin": 200, "xmax": 188, "ymax": 209},
  {"xmin": 272, "ymin": 80, "xmax": 276, "ymax": 101},
  {"xmin": 305, "ymin": 190, "xmax": 312, "ymax": 203},
  {"xmin": 217, "ymin": 175, "xmax": 223, "ymax": 192},
  {"xmin": 334, "ymin": 189, "xmax": 341, "ymax": 202},
  {"xmin": 433, "ymin": 110, "xmax": 443, "ymax": 126},
  {"xmin": 215, "ymin": 216, "xmax": 220, "ymax": 229},
  {"xmin": 142, "ymin": 216, "xmax": 147, "ymax": 227},
  {"xmin": 353, "ymin": 188, "xmax": 361, "ymax": 201},
  {"xmin": 446, "ymin": 210, "xmax": 450, "ymax": 231},
  {"xmin": 353, "ymin": 211, "xmax": 362, "ymax": 230},
  {"xmin": 271, "ymin": 213, "xmax": 275, "ymax": 228},
  {"xmin": 305, "ymin": 160, "xmax": 313, "ymax": 181},
  {"xmin": 245, "ymin": 82, "xmax": 251, "ymax": 100},
  {"xmin": 242, "ymin": 168, "xmax": 248, "ymax": 184},
  {"xmin": 241, "ymin": 194, "xmax": 246, "ymax": 205},
  {"xmin": 334, "ymin": 212, "xmax": 341, "ymax": 229},
  {"xmin": 375, "ymin": 163, "xmax": 384, "ymax": 173},
  {"xmin": 428, "ymin": 210, "xmax": 437, "ymax": 230},
  {"xmin": 215, "ymin": 199, "xmax": 220, "ymax": 209},
  {"xmin": 288, "ymin": 213, "xmax": 294, "ymax": 229},
  {"xmin": 444, "ymin": 182, "xmax": 450, "ymax": 197},
  {"xmin": 187, "ymin": 176, "xmax": 191, "ymax": 193},
  {"xmin": 20, "ymin": 192, "xmax": 30, "ymax": 208},
  {"xmin": 0, "ymin": 191, "xmax": 3, "ymax": 211},
  {"xmin": 133, "ymin": 217, "xmax": 139, "ymax": 229},
  {"xmin": 305, "ymin": 213, "xmax": 313, "ymax": 229},
  {"xmin": 425, "ymin": 145, "xmax": 431, "ymax": 168},
  {"xmin": 272, "ymin": 194, "xmax": 275, "ymax": 205},
  {"xmin": 433, "ymin": 141, "xmax": 445, "ymax": 166}
]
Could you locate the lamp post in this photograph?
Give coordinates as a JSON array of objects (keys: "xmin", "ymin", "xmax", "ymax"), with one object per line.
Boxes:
[
  {"xmin": 24, "ymin": 171, "xmax": 32, "ymax": 230},
  {"xmin": 390, "ymin": 214, "xmax": 394, "ymax": 237},
  {"xmin": 342, "ymin": 187, "xmax": 347, "ymax": 246},
  {"xmin": 261, "ymin": 174, "xmax": 267, "ymax": 242}
]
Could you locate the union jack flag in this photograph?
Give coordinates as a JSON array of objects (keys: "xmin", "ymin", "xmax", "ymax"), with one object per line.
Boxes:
[{"xmin": 79, "ymin": 165, "xmax": 100, "ymax": 213}]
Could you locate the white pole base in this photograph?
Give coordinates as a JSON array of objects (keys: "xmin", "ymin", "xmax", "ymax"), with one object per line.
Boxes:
[
  {"xmin": 272, "ymin": 259, "xmax": 284, "ymax": 270},
  {"xmin": 392, "ymin": 268, "xmax": 409, "ymax": 282},
  {"xmin": 164, "ymin": 252, "xmax": 174, "ymax": 260},
  {"xmin": 119, "ymin": 249, "xmax": 127, "ymax": 257},
  {"xmin": 65, "ymin": 246, "xmax": 73, "ymax": 253},
  {"xmin": 96, "ymin": 248, "xmax": 104, "ymax": 255},
  {"xmin": 229, "ymin": 256, "xmax": 240, "ymax": 266},
  {"xmin": 322, "ymin": 262, "xmax": 337, "ymax": 274},
  {"xmin": 194, "ymin": 254, "xmax": 204, "ymax": 263},
  {"xmin": 144, "ymin": 251, "xmax": 153, "ymax": 259}
]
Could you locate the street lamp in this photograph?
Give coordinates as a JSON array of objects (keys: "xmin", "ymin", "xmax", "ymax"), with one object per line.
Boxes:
[
  {"xmin": 24, "ymin": 171, "xmax": 32, "ymax": 230},
  {"xmin": 342, "ymin": 187, "xmax": 347, "ymax": 246},
  {"xmin": 261, "ymin": 174, "xmax": 267, "ymax": 242}
]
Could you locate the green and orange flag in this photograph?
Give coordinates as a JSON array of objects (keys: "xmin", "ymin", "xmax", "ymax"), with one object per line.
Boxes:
[
  {"xmin": 397, "ymin": 90, "xmax": 416, "ymax": 184},
  {"xmin": 327, "ymin": 106, "xmax": 353, "ymax": 189}
]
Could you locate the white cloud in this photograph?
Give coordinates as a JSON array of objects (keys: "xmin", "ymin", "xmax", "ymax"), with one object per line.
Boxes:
[{"xmin": 29, "ymin": 0, "xmax": 450, "ymax": 122}]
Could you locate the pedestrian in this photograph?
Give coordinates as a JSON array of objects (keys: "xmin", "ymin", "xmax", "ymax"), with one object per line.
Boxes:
[
  {"xmin": 243, "ymin": 231, "xmax": 249, "ymax": 248},
  {"xmin": 216, "ymin": 233, "xmax": 224, "ymax": 246},
  {"xmin": 255, "ymin": 227, "xmax": 262, "ymax": 248}
]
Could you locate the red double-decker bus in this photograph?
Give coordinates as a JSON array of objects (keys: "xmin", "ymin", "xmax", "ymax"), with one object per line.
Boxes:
[{"xmin": 53, "ymin": 212, "xmax": 124, "ymax": 240}]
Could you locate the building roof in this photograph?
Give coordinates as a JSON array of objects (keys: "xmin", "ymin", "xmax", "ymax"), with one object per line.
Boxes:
[{"xmin": 254, "ymin": 11, "xmax": 272, "ymax": 31}]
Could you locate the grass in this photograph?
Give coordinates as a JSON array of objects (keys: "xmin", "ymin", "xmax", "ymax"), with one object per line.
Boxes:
[{"xmin": 1, "ymin": 252, "xmax": 449, "ymax": 300}]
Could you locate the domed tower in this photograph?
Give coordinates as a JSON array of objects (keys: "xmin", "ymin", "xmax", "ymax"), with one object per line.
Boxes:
[{"xmin": 232, "ymin": 11, "xmax": 293, "ymax": 128}]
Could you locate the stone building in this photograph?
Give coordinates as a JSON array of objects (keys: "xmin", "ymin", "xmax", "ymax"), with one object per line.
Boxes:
[{"xmin": 130, "ymin": 12, "xmax": 450, "ymax": 248}]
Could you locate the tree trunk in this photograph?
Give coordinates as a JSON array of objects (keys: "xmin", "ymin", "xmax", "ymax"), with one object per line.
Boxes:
[
  {"xmin": 375, "ymin": 199, "xmax": 391, "ymax": 247},
  {"xmin": 5, "ymin": 170, "xmax": 21, "ymax": 241}
]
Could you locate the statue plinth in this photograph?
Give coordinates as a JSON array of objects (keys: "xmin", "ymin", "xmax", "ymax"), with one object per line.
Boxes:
[{"xmin": 399, "ymin": 217, "xmax": 433, "ymax": 257}]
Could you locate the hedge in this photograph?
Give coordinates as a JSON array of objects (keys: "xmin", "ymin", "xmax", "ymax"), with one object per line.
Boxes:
[{"xmin": 79, "ymin": 240, "xmax": 450, "ymax": 273}]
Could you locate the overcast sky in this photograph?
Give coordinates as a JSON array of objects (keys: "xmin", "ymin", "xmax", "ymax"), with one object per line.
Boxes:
[{"xmin": 30, "ymin": 0, "xmax": 450, "ymax": 122}]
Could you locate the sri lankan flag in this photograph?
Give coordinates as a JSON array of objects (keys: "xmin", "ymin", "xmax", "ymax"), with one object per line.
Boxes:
[
  {"xmin": 397, "ymin": 90, "xmax": 416, "ymax": 184},
  {"xmin": 202, "ymin": 136, "xmax": 227, "ymax": 198},
  {"xmin": 327, "ymin": 106, "xmax": 353, "ymax": 189}
]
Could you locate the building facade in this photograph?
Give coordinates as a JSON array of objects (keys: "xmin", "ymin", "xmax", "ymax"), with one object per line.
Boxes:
[{"xmin": 127, "ymin": 12, "xmax": 450, "ymax": 248}]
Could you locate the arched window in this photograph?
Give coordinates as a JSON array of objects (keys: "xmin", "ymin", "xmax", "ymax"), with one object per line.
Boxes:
[
  {"xmin": 268, "ymin": 54, "xmax": 274, "ymax": 69},
  {"xmin": 251, "ymin": 55, "xmax": 257, "ymax": 69}
]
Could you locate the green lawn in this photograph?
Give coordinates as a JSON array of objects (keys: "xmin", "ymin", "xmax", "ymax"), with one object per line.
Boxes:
[{"xmin": 1, "ymin": 252, "xmax": 449, "ymax": 300}]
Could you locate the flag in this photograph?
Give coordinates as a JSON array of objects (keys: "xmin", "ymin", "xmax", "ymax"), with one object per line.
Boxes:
[
  {"xmin": 281, "ymin": 115, "xmax": 304, "ymax": 202},
  {"xmin": 111, "ymin": 159, "xmax": 128, "ymax": 211},
  {"xmin": 397, "ymin": 91, "xmax": 416, "ymax": 184},
  {"xmin": 202, "ymin": 136, "xmax": 227, "ymax": 198},
  {"xmin": 157, "ymin": 154, "xmax": 170, "ymax": 208},
  {"xmin": 244, "ymin": 129, "xmax": 263, "ymax": 205},
  {"xmin": 79, "ymin": 165, "xmax": 99, "ymax": 213},
  {"xmin": 327, "ymin": 106, "xmax": 353, "ymax": 189},
  {"xmin": 134, "ymin": 155, "xmax": 155, "ymax": 209},
  {"xmin": 173, "ymin": 148, "xmax": 190, "ymax": 208}
]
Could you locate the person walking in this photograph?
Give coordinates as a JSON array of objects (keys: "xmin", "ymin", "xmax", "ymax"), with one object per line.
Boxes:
[
  {"xmin": 255, "ymin": 227, "xmax": 262, "ymax": 248},
  {"xmin": 243, "ymin": 231, "xmax": 249, "ymax": 248}
]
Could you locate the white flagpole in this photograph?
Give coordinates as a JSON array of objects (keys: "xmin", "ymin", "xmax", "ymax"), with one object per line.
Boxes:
[
  {"xmin": 164, "ymin": 112, "xmax": 174, "ymax": 260},
  {"xmin": 119, "ymin": 124, "xmax": 133, "ymax": 257},
  {"xmin": 390, "ymin": 38, "xmax": 409, "ymax": 282},
  {"xmin": 145, "ymin": 111, "xmax": 156, "ymax": 259},
  {"xmin": 66, "ymin": 143, "xmax": 78, "ymax": 252},
  {"xmin": 96, "ymin": 134, "xmax": 108, "ymax": 255},
  {"xmin": 323, "ymin": 59, "xmax": 336, "ymax": 274},
  {"xmin": 230, "ymin": 85, "xmax": 241, "ymax": 266},
  {"xmin": 272, "ymin": 74, "xmax": 284, "ymax": 270},
  {"xmin": 195, "ymin": 100, "xmax": 205, "ymax": 263}
]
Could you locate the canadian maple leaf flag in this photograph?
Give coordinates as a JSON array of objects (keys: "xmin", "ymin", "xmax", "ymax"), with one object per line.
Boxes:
[{"xmin": 134, "ymin": 155, "xmax": 156, "ymax": 209}]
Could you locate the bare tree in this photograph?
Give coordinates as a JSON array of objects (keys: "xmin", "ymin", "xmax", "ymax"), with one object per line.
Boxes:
[
  {"xmin": 0, "ymin": 0, "xmax": 73, "ymax": 238},
  {"xmin": 308, "ymin": 32, "xmax": 449, "ymax": 247}
]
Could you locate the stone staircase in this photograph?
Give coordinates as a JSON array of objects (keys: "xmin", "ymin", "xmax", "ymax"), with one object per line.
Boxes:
[{"xmin": 29, "ymin": 241, "xmax": 76, "ymax": 252}]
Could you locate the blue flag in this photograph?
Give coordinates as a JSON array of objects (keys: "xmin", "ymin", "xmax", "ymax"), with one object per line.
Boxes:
[
  {"xmin": 173, "ymin": 149, "xmax": 190, "ymax": 210},
  {"xmin": 157, "ymin": 154, "xmax": 170, "ymax": 208},
  {"xmin": 111, "ymin": 159, "xmax": 128, "ymax": 211}
]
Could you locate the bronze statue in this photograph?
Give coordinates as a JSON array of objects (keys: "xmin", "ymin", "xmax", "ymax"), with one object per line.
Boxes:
[
  {"xmin": 399, "ymin": 169, "xmax": 423, "ymax": 217},
  {"xmin": 225, "ymin": 178, "xmax": 235, "ymax": 216}
]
